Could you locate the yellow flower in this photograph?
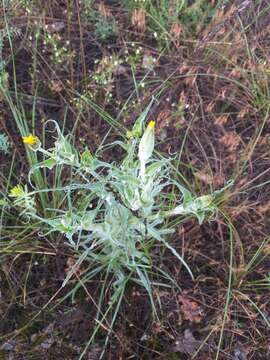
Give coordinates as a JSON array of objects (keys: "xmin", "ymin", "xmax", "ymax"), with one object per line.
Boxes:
[
  {"xmin": 148, "ymin": 120, "xmax": 155, "ymax": 129},
  {"xmin": 22, "ymin": 134, "xmax": 39, "ymax": 146},
  {"xmin": 9, "ymin": 185, "xmax": 25, "ymax": 197}
]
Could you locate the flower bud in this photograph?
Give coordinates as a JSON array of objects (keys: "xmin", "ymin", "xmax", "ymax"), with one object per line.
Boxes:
[{"xmin": 138, "ymin": 121, "xmax": 155, "ymax": 178}]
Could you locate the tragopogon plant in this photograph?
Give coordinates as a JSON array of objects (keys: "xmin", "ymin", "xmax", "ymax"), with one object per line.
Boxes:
[{"xmin": 10, "ymin": 116, "xmax": 222, "ymax": 353}]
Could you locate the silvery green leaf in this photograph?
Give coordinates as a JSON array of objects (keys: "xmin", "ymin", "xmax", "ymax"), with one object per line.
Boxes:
[
  {"xmin": 136, "ymin": 268, "xmax": 156, "ymax": 313},
  {"xmin": 195, "ymin": 212, "xmax": 206, "ymax": 225},
  {"xmin": 54, "ymin": 135, "xmax": 79, "ymax": 165},
  {"xmin": 140, "ymin": 178, "xmax": 153, "ymax": 203},
  {"xmin": 170, "ymin": 204, "xmax": 185, "ymax": 215},
  {"xmin": 81, "ymin": 211, "xmax": 96, "ymax": 230},
  {"xmin": 191, "ymin": 195, "xmax": 213, "ymax": 210},
  {"xmin": 145, "ymin": 161, "xmax": 162, "ymax": 177},
  {"xmin": 31, "ymin": 158, "xmax": 57, "ymax": 172}
]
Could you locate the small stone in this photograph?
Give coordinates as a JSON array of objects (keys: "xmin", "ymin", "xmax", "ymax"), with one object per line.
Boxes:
[{"xmin": 41, "ymin": 336, "xmax": 55, "ymax": 349}]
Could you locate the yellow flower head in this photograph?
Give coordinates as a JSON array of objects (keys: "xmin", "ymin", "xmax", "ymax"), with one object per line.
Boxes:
[
  {"xmin": 148, "ymin": 120, "xmax": 155, "ymax": 129},
  {"xmin": 9, "ymin": 185, "xmax": 25, "ymax": 198},
  {"xmin": 22, "ymin": 134, "xmax": 39, "ymax": 146}
]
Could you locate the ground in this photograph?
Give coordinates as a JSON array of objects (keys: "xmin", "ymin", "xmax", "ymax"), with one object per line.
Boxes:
[{"xmin": 0, "ymin": 1, "xmax": 270, "ymax": 359}]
